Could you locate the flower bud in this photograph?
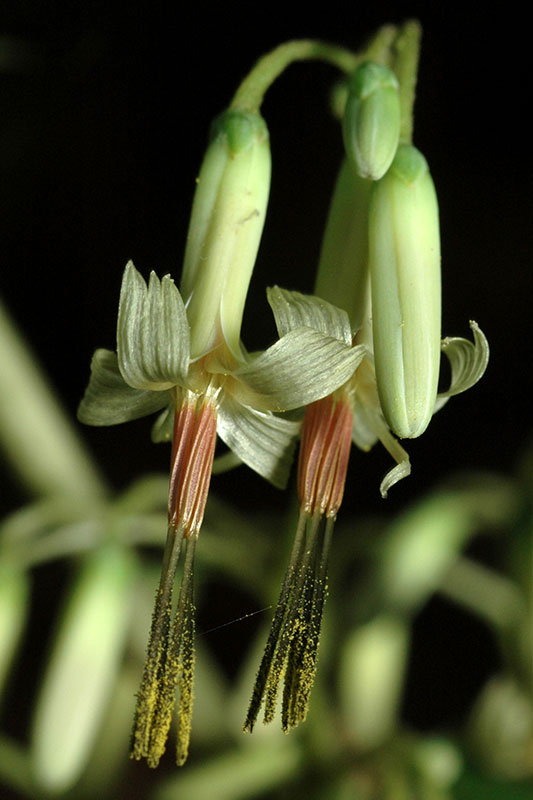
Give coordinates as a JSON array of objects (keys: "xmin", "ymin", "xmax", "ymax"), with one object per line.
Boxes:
[
  {"xmin": 181, "ymin": 110, "xmax": 271, "ymax": 361},
  {"xmin": 314, "ymin": 160, "xmax": 372, "ymax": 333},
  {"xmin": 343, "ymin": 61, "xmax": 401, "ymax": 181},
  {"xmin": 369, "ymin": 144, "xmax": 441, "ymax": 438}
]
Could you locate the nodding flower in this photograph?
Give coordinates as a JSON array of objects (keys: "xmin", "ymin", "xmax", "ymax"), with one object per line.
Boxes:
[
  {"xmin": 78, "ymin": 109, "xmax": 361, "ymax": 767},
  {"xmin": 244, "ymin": 115, "xmax": 488, "ymax": 734}
]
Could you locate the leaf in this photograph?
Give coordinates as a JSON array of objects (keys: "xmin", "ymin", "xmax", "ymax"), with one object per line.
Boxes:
[
  {"xmin": 439, "ymin": 320, "xmax": 489, "ymax": 398},
  {"xmin": 117, "ymin": 261, "xmax": 190, "ymax": 390},
  {"xmin": 216, "ymin": 393, "xmax": 300, "ymax": 489},
  {"xmin": 232, "ymin": 328, "xmax": 366, "ymax": 411},
  {"xmin": 267, "ymin": 286, "xmax": 353, "ymax": 345},
  {"xmin": 77, "ymin": 350, "xmax": 170, "ymax": 426}
]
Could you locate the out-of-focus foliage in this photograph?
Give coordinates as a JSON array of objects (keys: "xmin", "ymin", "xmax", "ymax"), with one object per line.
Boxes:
[{"xmin": 1, "ymin": 297, "xmax": 532, "ymax": 798}]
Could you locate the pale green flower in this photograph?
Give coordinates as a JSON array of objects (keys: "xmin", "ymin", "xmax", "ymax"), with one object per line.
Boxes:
[
  {"xmin": 78, "ymin": 110, "xmax": 361, "ymax": 768},
  {"xmin": 244, "ymin": 17, "xmax": 489, "ymax": 741},
  {"xmin": 244, "ymin": 284, "xmax": 488, "ymax": 735}
]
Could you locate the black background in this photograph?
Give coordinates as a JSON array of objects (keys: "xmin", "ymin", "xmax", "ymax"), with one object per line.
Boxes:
[
  {"xmin": 1, "ymin": 1, "xmax": 531, "ymax": 792},
  {"xmin": 2, "ymin": 1, "xmax": 531, "ymax": 512}
]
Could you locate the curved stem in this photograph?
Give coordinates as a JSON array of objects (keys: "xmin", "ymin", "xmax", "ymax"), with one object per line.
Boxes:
[
  {"xmin": 230, "ymin": 40, "xmax": 358, "ymax": 113},
  {"xmin": 392, "ymin": 19, "xmax": 422, "ymax": 144}
]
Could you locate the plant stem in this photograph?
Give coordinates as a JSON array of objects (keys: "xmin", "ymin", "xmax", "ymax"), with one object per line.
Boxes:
[
  {"xmin": 0, "ymin": 299, "xmax": 107, "ymax": 504},
  {"xmin": 392, "ymin": 19, "xmax": 422, "ymax": 144},
  {"xmin": 230, "ymin": 40, "xmax": 358, "ymax": 113}
]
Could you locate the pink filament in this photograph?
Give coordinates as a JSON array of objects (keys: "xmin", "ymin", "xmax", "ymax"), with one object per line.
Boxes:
[
  {"xmin": 297, "ymin": 392, "xmax": 353, "ymax": 518},
  {"xmin": 168, "ymin": 394, "xmax": 218, "ymax": 538}
]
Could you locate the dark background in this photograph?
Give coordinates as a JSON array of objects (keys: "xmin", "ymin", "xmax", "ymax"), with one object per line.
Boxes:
[
  {"xmin": 1, "ymin": 1, "xmax": 531, "ymax": 789},
  {"xmin": 2, "ymin": 2, "xmax": 530, "ymax": 510}
]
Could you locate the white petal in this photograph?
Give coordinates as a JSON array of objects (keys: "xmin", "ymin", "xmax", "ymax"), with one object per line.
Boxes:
[
  {"xmin": 438, "ymin": 321, "xmax": 489, "ymax": 398},
  {"xmin": 232, "ymin": 328, "xmax": 366, "ymax": 411},
  {"xmin": 217, "ymin": 392, "xmax": 300, "ymax": 489},
  {"xmin": 117, "ymin": 261, "xmax": 190, "ymax": 390},
  {"xmin": 267, "ymin": 286, "xmax": 353, "ymax": 345},
  {"xmin": 77, "ymin": 350, "xmax": 170, "ymax": 426}
]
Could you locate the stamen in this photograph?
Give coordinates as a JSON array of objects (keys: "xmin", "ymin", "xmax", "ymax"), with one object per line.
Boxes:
[
  {"xmin": 130, "ymin": 523, "xmax": 185, "ymax": 764},
  {"xmin": 130, "ymin": 390, "xmax": 217, "ymax": 767},
  {"xmin": 298, "ymin": 392, "xmax": 354, "ymax": 517},
  {"xmin": 245, "ymin": 391, "xmax": 352, "ymax": 734},
  {"xmin": 243, "ymin": 511, "xmax": 307, "ymax": 733},
  {"xmin": 169, "ymin": 390, "xmax": 218, "ymax": 538}
]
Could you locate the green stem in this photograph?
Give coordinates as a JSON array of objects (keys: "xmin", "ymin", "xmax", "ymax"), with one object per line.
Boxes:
[
  {"xmin": 392, "ymin": 19, "xmax": 422, "ymax": 144},
  {"xmin": 0, "ymin": 299, "xmax": 107, "ymax": 504},
  {"xmin": 439, "ymin": 556, "xmax": 525, "ymax": 631},
  {"xmin": 363, "ymin": 24, "xmax": 399, "ymax": 66},
  {"xmin": 230, "ymin": 40, "xmax": 358, "ymax": 113}
]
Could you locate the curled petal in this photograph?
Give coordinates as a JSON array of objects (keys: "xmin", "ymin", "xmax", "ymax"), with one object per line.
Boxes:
[
  {"xmin": 352, "ymin": 392, "xmax": 410, "ymax": 497},
  {"xmin": 439, "ymin": 320, "xmax": 489, "ymax": 398}
]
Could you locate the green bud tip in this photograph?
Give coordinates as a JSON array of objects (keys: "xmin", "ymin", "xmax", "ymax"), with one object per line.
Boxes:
[{"xmin": 343, "ymin": 61, "xmax": 401, "ymax": 181}]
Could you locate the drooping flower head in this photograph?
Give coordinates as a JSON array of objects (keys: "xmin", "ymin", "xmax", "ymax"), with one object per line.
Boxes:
[
  {"xmin": 244, "ymin": 21, "xmax": 489, "ymax": 734},
  {"xmin": 78, "ymin": 102, "xmax": 361, "ymax": 766}
]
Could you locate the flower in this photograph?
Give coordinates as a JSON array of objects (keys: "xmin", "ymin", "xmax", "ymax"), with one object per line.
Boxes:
[
  {"xmin": 78, "ymin": 110, "xmax": 361, "ymax": 767},
  {"xmin": 243, "ymin": 145, "xmax": 489, "ymax": 731}
]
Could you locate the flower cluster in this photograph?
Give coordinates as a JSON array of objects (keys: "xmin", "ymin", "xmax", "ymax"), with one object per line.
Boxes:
[{"xmin": 78, "ymin": 21, "xmax": 488, "ymax": 766}]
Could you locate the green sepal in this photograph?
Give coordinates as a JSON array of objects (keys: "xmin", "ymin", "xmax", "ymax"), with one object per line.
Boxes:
[
  {"xmin": 117, "ymin": 261, "xmax": 190, "ymax": 391},
  {"xmin": 77, "ymin": 349, "xmax": 170, "ymax": 426},
  {"xmin": 231, "ymin": 328, "xmax": 365, "ymax": 412},
  {"xmin": 438, "ymin": 321, "xmax": 489, "ymax": 399},
  {"xmin": 217, "ymin": 393, "xmax": 300, "ymax": 489},
  {"xmin": 267, "ymin": 286, "xmax": 353, "ymax": 345}
]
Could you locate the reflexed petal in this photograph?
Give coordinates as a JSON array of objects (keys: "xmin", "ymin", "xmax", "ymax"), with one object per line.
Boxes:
[
  {"xmin": 77, "ymin": 350, "xmax": 170, "ymax": 426},
  {"xmin": 374, "ymin": 414, "xmax": 411, "ymax": 498},
  {"xmin": 352, "ymin": 395, "xmax": 411, "ymax": 497},
  {"xmin": 378, "ymin": 430, "xmax": 411, "ymax": 498},
  {"xmin": 267, "ymin": 286, "xmax": 353, "ymax": 345},
  {"xmin": 439, "ymin": 321, "xmax": 489, "ymax": 398},
  {"xmin": 232, "ymin": 328, "xmax": 366, "ymax": 411},
  {"xmin": 117, "ymin": 261, "xmax": 190, "ymax": 390},
  {"xmin": 217, "ymin": 392, "xmax": 300, "ymax": 489}
]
